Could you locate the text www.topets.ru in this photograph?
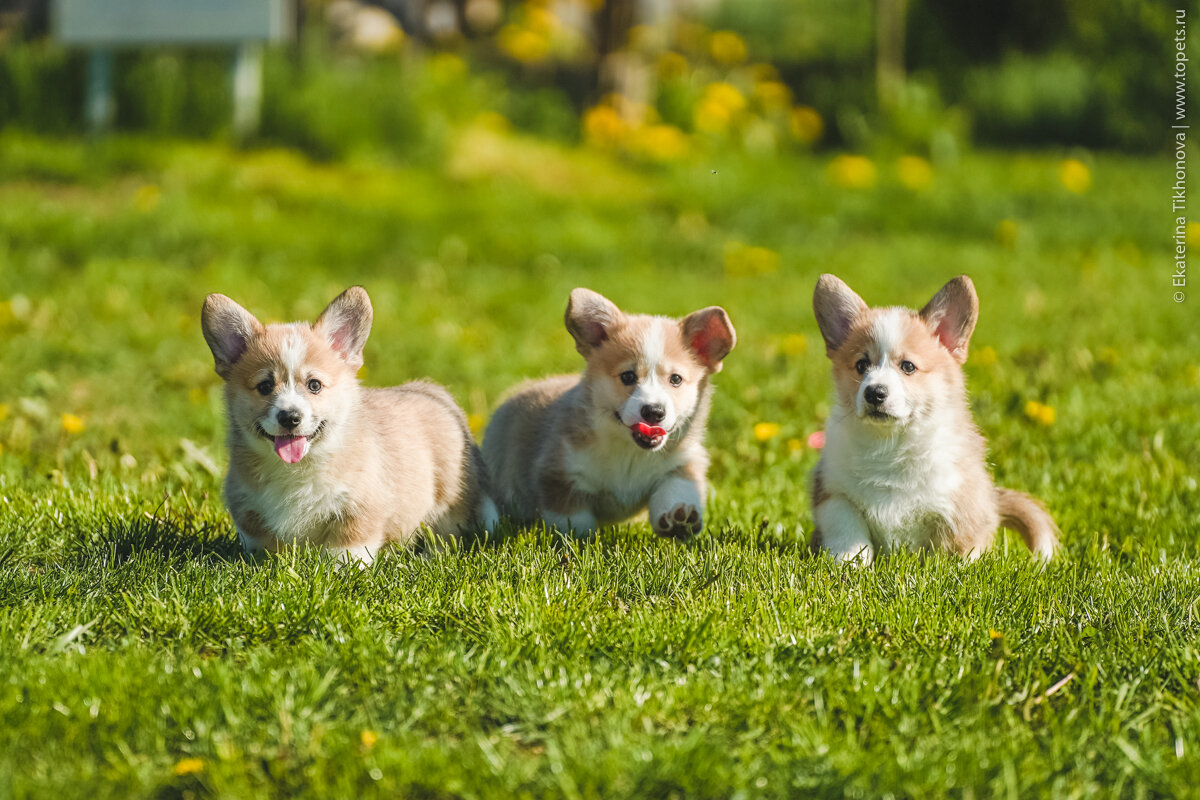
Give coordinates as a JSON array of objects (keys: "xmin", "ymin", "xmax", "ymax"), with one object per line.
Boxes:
[{"xmin": 1174, "ymin": 8, "xmax": 1188, "ymax": 303}]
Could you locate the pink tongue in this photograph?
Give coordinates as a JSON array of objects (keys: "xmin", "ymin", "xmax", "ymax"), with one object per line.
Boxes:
[
  {"xmin": 274, "ymin": 435, "xmax": 308, "ymax": 463},
  {"xmin": 632, "ymin": 422, "xmax": 667, "ymax": 439}
]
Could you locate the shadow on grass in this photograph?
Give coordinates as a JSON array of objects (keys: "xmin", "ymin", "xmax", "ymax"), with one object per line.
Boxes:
[{"xmin": 69, "ymin": 510, "xmax": 243, "ymax": 568}]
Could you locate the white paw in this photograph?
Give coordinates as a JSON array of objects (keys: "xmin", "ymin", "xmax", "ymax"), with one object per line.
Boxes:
[{"xmin": 654, "ymin": 503, "xmax": 702, "ymax": 539}]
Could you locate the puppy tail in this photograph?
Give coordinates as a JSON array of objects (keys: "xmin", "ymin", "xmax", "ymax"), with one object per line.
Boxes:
[{"xmin": 996, "ymin": 487, "xmax": 1060, "ymax": 560}]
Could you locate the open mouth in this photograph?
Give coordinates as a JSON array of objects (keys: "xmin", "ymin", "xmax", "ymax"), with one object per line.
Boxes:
[
  {"xmin": 255, "ymin": 421, "xmax": 325, "ymax": 463},
  {"xmin": 630, "ymin": 421, "xmax": 668, "ymax": 450}
]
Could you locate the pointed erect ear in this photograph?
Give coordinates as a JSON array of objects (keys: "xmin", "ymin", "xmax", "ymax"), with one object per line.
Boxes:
[
  {"xmin": 919, "ymin": 276, "xmax": 978, "ymax": 364},
  {"xmin": 314, "ymin": 286, "xmax": 373, "ymax": 370},
  {"xmin": 681, "ymin": 306, "xmax": 736, "ymax": 372},
  {"xmin": 565, "ymin": 288, "xmax": 622, "ymax": 356},
  {"xmin": 202, "ymin": 294, "xmax": 263, "ymax": 379},
  {"xmin": 813, "ymin": 274, "xmax": 868, "ymax": 356}
]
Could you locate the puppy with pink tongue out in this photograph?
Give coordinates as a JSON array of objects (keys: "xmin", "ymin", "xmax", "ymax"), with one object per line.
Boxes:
[
  {"xmin": 483, "ymin": 288, "xmax": 736, "ymax": 539},
  {"xmin": 202, "ymin": 287, "xmax": 497, "ymax": 564}
]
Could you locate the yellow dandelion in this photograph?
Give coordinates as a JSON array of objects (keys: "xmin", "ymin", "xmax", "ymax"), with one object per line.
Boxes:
[
  {"xmin": 974, "ymin": 345, "xmax": 998, "ymax": 367},
  {"xmin": 1059, "ymin": 159, "xmax": 1091, "ymax": 194},
  {"xmin": 789, "ymin": 106, "xmax": 824, "ymax": 145},
  {"xmin": 704, "ymin": 82, "xmax": 747, "ymax": 114},
  {"xmin": 781, "ymin": 333, "xmax": 807, "ymax": 356},
  {"xmin": 895, "ymin": 155, "xmax": 933, "ymax": 190},
  {"xmin": 172, "ymin": 757, "xmax": 205, "ymax": 776},
  {"xmin": 1024, "ymin": 401, "xmax": 1055, "ymax": 427},
  {"xmin": 657, "ymin": 51, "xmax": 689, "ymax": 80},
  {"xmin": 723, "ymin": 241, "xmax": 779, "ymax": 277},
  {"xmin": 828, "ymin": 154, "xmax": 877, "ymax": 189},
  {"xmin": 995, "ymin": 219, "xmax": 1019, "ymax": 249},
  {"xmin": 582, "ymin": 105, "xmax": 628, "ymax": 148},
  {"xmin": 693, "ymin": 97, "xmax": 732, "ymax": 134},
  {"xmin": 1187, "ymin": 222, "xmax": 1200, "ymax": 248},
  {"xmin": 134, "ymin": 184, "xmax": 161, "ymax": 213},
  {"xmin": 753, "ymin": 80, "xmax": 792, "ymax": 111},
  {"xmin": 753, "ymin": 422, "xmax": 781, "ymax": 442},
  {"xmin": 467, "ymin": 413, "xmax": 485, "ymax": 436},
  {"xmin": 360, "ymin": 730, "xmax": 379, "ymax": 749},
  {"xmin": 497, "ymin": 24, "xmax": 549, "ymax": 64},
  {"xmin": 786, "ymin": 438, "xmax": 804, "ymax": 455},
  {"xmin": 61, "ymin": 413, "xmax": 85, "ymax": 435},
  {"xmin": 708, "ymin": 30, "xmax": 747, "ymax": 65},
  {"xmin": 525, "ymin": 5, "xmax": 558, "ymax": 34},
  {"xmin": 629, "ymin": 124, "xmax": 690, "ymax": 163},
  {"xmin": 989, "ymin": 629, "xmax": 1003, "ymax": 639}
]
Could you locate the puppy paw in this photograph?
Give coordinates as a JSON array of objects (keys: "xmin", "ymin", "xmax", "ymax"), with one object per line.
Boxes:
[{"xmin": 654, "ymin": 503, "xmax": 702, "ymax": 539}]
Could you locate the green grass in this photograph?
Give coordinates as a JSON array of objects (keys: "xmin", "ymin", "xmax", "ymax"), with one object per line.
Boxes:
[{"xmin": 0, "ymin": 127, "xmax": 1197, "ymax": 798}]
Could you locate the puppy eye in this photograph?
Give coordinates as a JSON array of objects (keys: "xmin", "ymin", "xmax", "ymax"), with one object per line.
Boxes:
[
  {"xmin": 855, "ymin": 358, "xmax": 870, "ymax": 375},
  {"xmin": 669, "ymin": 374, "xmax": 683, "ymax": 387},
  {"xmin": 307, "ymin": 378, "xmax": 323, "ymax": 394},
  {"xmin": 619, "ymin": 370, "xmax": 637, "ymax": 386},
  {"xmin": 256, "ymin": 379, "xmax": 274, "ymax": 396},
  {"xmin": 900, "ymin": 360, "xmax": 917, "ymax": 375}
]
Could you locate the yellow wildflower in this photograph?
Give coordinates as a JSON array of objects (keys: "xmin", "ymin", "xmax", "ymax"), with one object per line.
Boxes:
[
  {"xmin": 753, "ymin": 422, "xmax": 781, "ymax": 442},
  {"xmin": 704, "ymin": 82, "xmax": 747, "ymax": 114},
  {"xmin": 724, "ymin": 241, "xmax": 779, "ymax": 277},
  {"xmin": 657, "ymin": 51, "xmax": 689, "ymax": 80},
  {"xmin": 974, "ymin": 345, "xmax": 998, "ymax": 367},
  {"xmin": 1059, "ymin": 159, "xmax": 1091, "ymax": 194},
  {"xmin": 693, "ymin": 97, "xmax": 732, "ymax": 134},
  {"xmin": 989, "ymin": 629, "xmax": 1003, "ymax": 639},
  {"xmin": 786, "ymin": 438, "xmax": 804, "ymax": 455},
  {"xmin": 61, "ymin": 413, "xmax": 85, "ymax": 435},
  {"xmin": 1024, "ymin": 401, "xmax": 1056, "ymax": 426},
  {"xmin": 172, "ymin": 757, "xmax": 205, "ymax": 776},
  {"xmin": 498, "ymin": 24, "xmax": 549, "ymax": 64},
  {"xmin": 629, "ymin": 124, "xmax": 690, "ymax": 162},
  {"xmin": 708, "ymin": 30, "xmax": 747, "ymax": 65},
  {"xmin": 753, "ymin": 80, "xmax": 792, "ymax": 111},
  {"xmin": 467, "ymin": 413, "xmax": 485, "ymax": 436},
  {"xmin": 781, "ymin": 334, "xmax": 807, "ymax": 356},
  {"xmin": 828, "ymin": 155, "xmax": 877, "ymax": 189},
  {"xmin": 361, "ymin": 730, "xmax": 379, "ymax": 749},
  {"xmin": 789, "ymin": 106, "xmax": 824, "ymax": 145},
  {"xmin": 582, "ymin": 105, "xmax": 628, "ymax": 148},
  {"xmin": 896, "ymin": 155, "xmax": 933, "ymax": 190}
]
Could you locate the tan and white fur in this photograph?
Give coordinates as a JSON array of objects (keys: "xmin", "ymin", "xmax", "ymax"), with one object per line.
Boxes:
[
  {"xmin": 201, "ymin": 286, "xmax": 497, "ymax": 563},
  {"xmin": 483, "ymin": 288, "xmax": 736, "ymax": 539},
  {"xmin": 810, "ymin": 274, "xmax": 1059, "ymax": 563}
]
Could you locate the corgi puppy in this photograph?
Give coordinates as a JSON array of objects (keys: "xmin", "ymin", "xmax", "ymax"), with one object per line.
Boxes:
[
  {"xmin": 483, "ymin": 288, "xmax": 736, "ymax": 539},
  {"xmin": 201, "ymin": 286, "xmax": 497, "ymax": 563},
  {"xmin": 810, "ymin": 274, "xmax": 1059, "ymax": 563}
]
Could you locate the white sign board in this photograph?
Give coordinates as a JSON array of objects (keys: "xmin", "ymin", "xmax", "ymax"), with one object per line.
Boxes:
[{"xmin": 55, "ymin": 0, "xmax": 293, "ymax": 46}]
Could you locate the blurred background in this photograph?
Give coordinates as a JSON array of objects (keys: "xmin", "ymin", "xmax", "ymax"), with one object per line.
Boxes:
[{"xmin": 0, "ymin": 0, "xmax": 1173, "ymax": 156}]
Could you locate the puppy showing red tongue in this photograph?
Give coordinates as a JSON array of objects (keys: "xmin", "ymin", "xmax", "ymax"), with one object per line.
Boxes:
[
  {"xmin": 630, "ymin": 421, "xmax": 667, "ymax": 449},
  {"xmin": 274, "ymin": 435, "xmax": 309, "ymax": 464}
]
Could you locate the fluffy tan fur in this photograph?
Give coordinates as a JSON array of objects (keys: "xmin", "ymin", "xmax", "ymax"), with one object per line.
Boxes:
[{"xmin": 202, "ymin": 287, "xmax": 494, "ymax": 563}]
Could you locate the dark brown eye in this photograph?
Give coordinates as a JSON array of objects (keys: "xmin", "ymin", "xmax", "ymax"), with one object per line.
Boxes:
[
  {"xmin": 620, "ymin": 370, "xmax": 637, "ymax": 386},
  {"xmin": 256, "ymin": 379, "xmax": 274, "ymax": 396},
  {"xmin": 855, "ymin": 358, "xmax": 870, "ymax": 375},
  {"xmin": 669, "ymin": 374, "xmax": 683, "ymax": 387},
  {"xmin": 307, "ymin": 379, "xmax": 322, "ymax": 394},
  {"xmin": 900, "ymin": 360, "xmax": 916, "ymax": 375}
]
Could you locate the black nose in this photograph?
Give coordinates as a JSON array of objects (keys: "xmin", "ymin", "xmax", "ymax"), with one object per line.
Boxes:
[
  {"xmin": 277, "ymin": 409, "xmax": 302, "ymax": 429},
  {"xmin": 864, "ymin": 385, "xmax": 888, "ymax": 406},
  {"xmin": 640, "ymin": 404, "xmax": 666, "ymax": 424}
]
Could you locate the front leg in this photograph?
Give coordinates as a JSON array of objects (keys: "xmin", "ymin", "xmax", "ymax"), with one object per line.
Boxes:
[
  {"xmin": 649, "ymin": 474, "xmax": 704, "ymax": 539},
  {"xmin": 813, "ymin": 495, "xmax": 874, "ymax": 565}
]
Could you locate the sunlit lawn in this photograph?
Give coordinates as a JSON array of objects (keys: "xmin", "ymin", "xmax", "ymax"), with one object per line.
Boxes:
[{"xmin": 0, "ymin": 127, "xmax": 1196, "ymax": 798}]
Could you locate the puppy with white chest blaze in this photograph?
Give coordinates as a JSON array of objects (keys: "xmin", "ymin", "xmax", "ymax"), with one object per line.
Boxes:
[
  {"xmin": 201, "ymin": 286, "xmax": 497, "ymax": 565},
  {"xmin": 482, "ymin": 288, "xmax": 735, "ymax": 539},
  {"xmin": 809, "ymin": 274, "xmax": 1060, "ymax": 563}
]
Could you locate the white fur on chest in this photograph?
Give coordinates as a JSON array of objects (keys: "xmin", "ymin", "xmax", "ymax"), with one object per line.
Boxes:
[
  {"xmin": 824, "ymin": 414, "xmax": 964, "ymax": 550},
  {"xmin": 236, "ymin": 456, "xmax": 353, "ymax": 544},
  {"xmin": 564, "ymin": 431, "xmax": 685, "ymax": 510}
]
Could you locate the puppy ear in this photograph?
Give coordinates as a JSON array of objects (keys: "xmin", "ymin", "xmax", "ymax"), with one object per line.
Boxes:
[
  {"xmin": 919, "ymin": 275, "xmax": 978, "ymax": 364},
  {"xmin": 314, "ymin": 286, "xmax": 373, "ymax": 370},
  {"xmin": 565, "ymin": 288, "xmax": 622, "ymax": 356},
  {"xmin": 681, "ymin": 306, "xmax": 736, "ymax": 372},
  {"xmin": 202, "ymin": 294, "xmax": 263, "ymax": 379},
  {"xmin": 813, "ymin": 274, "xmax": 868, "ymax": 356}
]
